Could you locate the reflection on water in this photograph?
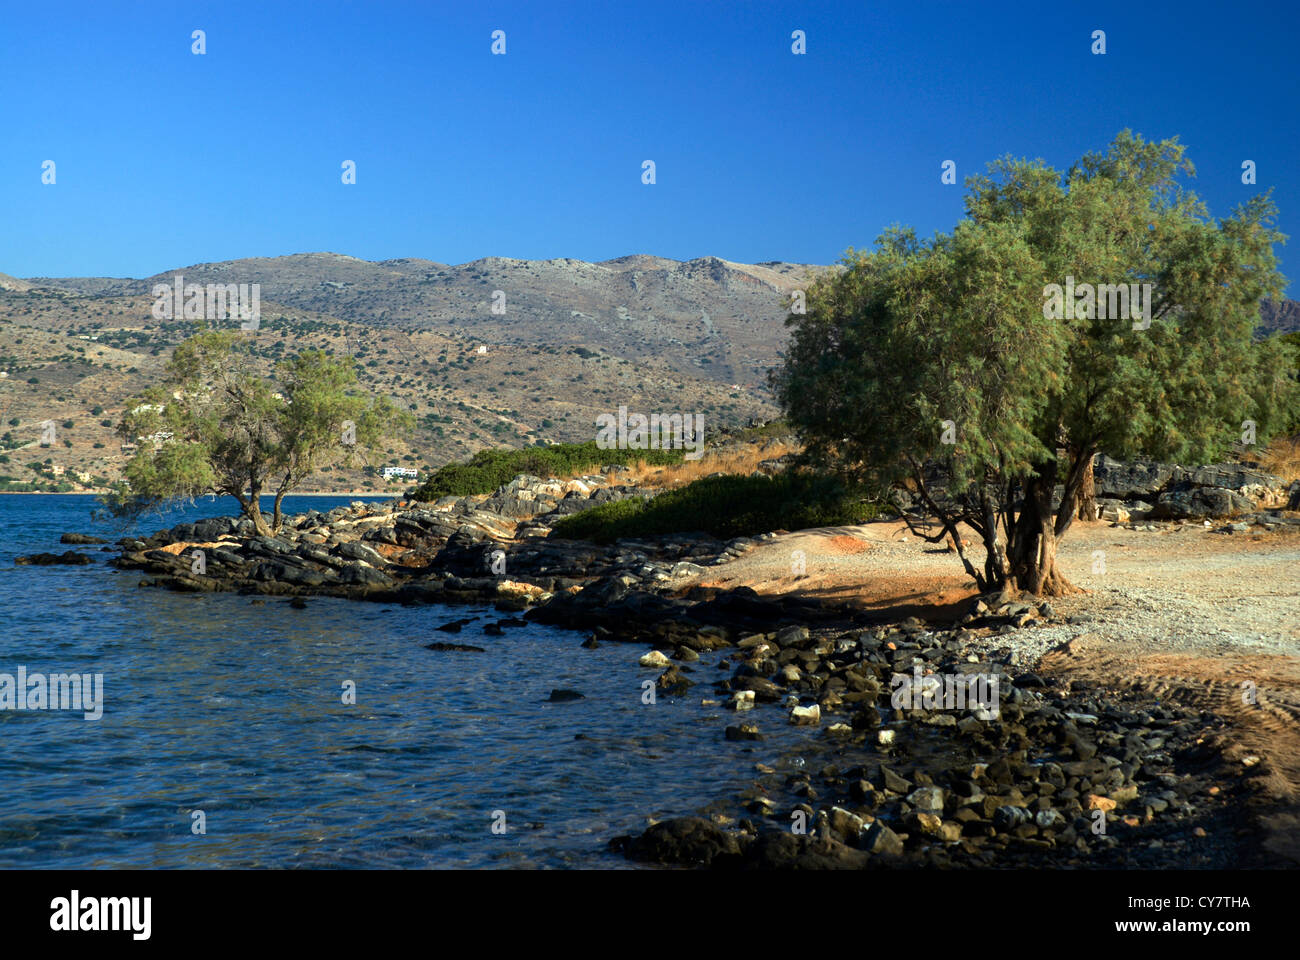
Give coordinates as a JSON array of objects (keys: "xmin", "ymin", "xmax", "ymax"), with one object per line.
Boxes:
[{"xmin": 0, "ymin": 495, "xmax": 814, "ymax": 868}]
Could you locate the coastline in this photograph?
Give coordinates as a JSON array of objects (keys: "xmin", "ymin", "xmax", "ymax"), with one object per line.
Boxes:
[{"xmin": 16, "ymin": 464, "xmax": 1299, "ymax": 870}]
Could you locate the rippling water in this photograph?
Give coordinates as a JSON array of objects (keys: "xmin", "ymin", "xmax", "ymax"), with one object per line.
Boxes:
[{"xmin": 0, "ymin": 494, "xmax": 812, "ymax": 868}]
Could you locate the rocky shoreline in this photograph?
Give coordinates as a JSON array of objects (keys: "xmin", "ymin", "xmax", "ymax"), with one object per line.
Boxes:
[
  {"xmin": 37, "ymin": 457, "xmax": 1300, "ymax": 869},
  {"xmin": 611, "ymin": 615, "xmax": 1269, "ymax": 869}
]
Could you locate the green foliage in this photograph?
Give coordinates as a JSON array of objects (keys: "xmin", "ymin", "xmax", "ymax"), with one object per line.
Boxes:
[
  {"xmin": 773, "ymin": 130, "xmax": 1298, "ymax": 594},
  {"xmin": 1277, "ymin": 332, "xmax": 1300, "ymax": 433},
  {"xmin": 551, "ymin": 472, "xmax": 884, "ymax": 543},
  {"xmin": 101, "ymin": 332, "xmax": 411, "ymax": 532},
  {"xmin": 411, "ymin": 441, "xmax": 682, "ymax": 500}
]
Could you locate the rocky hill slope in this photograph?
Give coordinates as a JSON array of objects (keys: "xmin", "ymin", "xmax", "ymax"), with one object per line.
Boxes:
[{"xmin": 0, "ymin": 253, "xmax": 823, "ymax": 492}]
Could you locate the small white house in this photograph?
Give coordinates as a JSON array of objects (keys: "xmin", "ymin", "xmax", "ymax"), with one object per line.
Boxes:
[{"xmin": 382, "ymin": 466, "xmax": 419, "ymax": 480}]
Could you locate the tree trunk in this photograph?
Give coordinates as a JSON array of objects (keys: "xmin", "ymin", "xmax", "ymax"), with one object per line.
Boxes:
[
  {"xmin": 1075, "ymin": 452, "xmax": 1097, "ymax": 522},
  {"xmin": 272, "ymin": 487, "xmax": 289, "ymax": 535},
  {"xmin": 1007, "ymin": 472, "xmax": 1075, "ymax": 597},
  {"xmin": 246, "ymin": 480, "xmax": 272, "ymax": 537}
]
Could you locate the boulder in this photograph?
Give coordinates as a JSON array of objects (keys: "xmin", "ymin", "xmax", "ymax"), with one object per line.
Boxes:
[
  {"xmin": 1154, "ymin": 486, "xmax": 1255, "ymax": 519},
  {"xmin": 616, "ymin": 817, "xmax": 744, "ymax": 866},
  {"xmin": 15, "ymin": 551, "xmax": 93, "ymax": 566}
]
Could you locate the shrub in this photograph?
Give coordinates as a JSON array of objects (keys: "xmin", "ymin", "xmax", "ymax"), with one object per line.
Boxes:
[
  {"xmin": 411, "ymin": 441, "xmax": 683, "ymax": 500},
  {"xmin": 551, "ymin": 472, "xmax": 884, "ymax": 543}
]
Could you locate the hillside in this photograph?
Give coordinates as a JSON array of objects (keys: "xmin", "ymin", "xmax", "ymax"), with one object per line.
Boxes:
[
  {"xmin": 7, "ymin": 253, "xmax": 1295, "ymax": 496},
  {"xmin": 1259, "ymin": 297, "xmax": 1300, "ymax": 338},
  {"xmin": 1, "ymin": 253, "xmax": 822, "ymax": 493}
]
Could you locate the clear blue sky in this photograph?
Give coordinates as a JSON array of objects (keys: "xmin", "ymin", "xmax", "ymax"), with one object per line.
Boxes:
[{"xmin": 3, "ymin": 0, "xmax": 1297, "ymax": 294}]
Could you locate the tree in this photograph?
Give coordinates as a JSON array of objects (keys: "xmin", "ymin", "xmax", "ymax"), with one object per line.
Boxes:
[
  {"xmin": 103, "ymin": 332, "xmax": 412, "ymax": 535},
  {"xmin": 773, "ymin": 131, "xmax": 1298, "ymax": 597}
]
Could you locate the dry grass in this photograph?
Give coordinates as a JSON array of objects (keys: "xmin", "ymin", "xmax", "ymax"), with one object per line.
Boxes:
[
  {"xmin": 625, "ymin": 440, "xmax": 800, "ymax": 489},
  {"xmin": 1260, "ymin": 436, "xmax": 1300, "ymax": 484}
]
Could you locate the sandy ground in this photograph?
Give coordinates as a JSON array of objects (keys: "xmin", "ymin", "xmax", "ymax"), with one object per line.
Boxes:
[{"xmin": 682, "ymin": 518, "xmax": 1300, "ymax": 863}]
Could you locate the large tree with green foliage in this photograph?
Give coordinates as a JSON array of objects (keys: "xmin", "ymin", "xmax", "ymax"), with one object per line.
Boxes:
[
  {"xmin": 773, "ymin": 131, "xmax": 1298, "ymax": 597},
  {"xmin": 104, "ymin": 331, "xmax": 411, "ymax": 535}
]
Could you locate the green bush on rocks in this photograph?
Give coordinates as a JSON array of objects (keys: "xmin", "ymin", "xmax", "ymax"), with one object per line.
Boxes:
[
  {"xmin": 411, "ymin": 441, "xmax": 683, "ymax": 500},
  {"xmin": 550, "ymin": 472, "xmax": 884, "ymax": 543}
]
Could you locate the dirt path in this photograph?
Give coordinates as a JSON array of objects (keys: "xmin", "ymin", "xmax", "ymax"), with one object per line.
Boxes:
[{"xmin": 681, "ymin": 519, "xmax": 1300, "ymax": 863}]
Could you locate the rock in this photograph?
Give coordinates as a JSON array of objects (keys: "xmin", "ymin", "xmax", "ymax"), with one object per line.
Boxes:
[
  {"xmin": 1098, "ymin": 500, "xmax": 1130, "ymax": 524},
  {"xmin": 60, "ymin": 533, "xmax": 108, "ymax": 544},
  {"xmin": 1110, "ymin": 784, "xmax": 1140, "ymax": 806},
  {"xmin": 861, "ymin": 821, "xmax": 905, "ymax": 856},
  {"xmin": 425, "ymin": 641, "xmax": 486, "ymax": 652},
  {"xmin": 1085, "ymin": 794, "xmax": 1117, "ymax": 813},
  {"xmin": 907, "ymin": 811, "xmax": 945, "ymax": 837},
  {"xmin": 616, "ymin": 817, "xmax": 744, "ymax": 867},
  {"xmin": 829, "ymin": 806, "xmax": 867, "ymax": 840},
  {"xmin": 730, "ymin": 690, "xmax": 756, "ymax": 711},
  {"xmin": 639, "ymin": 650, "xmax": 672, "ymax": 668},
  {"xmin": 1155, "ymin": 486, "xmax": 1254, "ymax": 519},
  {"xmin": 1093, "ymin": 456, "xmax": 1177, "ymax": 500},
  {"xmin": 774, "ymin": 625, "xmax": 811, "ymax": 647},
  {"xmin": 497, "ymin": 580, "xmax": 545, "ymax": 602},
  {"xmin": 15, "ymin": 551, "xmax": 93, "ymax": 565},
  {"xmin": 739, "ymin": 831, "xmax": 870, "ymax": 869},
  {"xmin": 546, "ymin": 689, "xmax": 585, "ymax": 702},
  {"xmin": 731, "ymin": 676, "xmax": 783, "ymax": 702},
  {"xmin": 906, "ymin": 787, "xmax": 946, "ymax": 813},
  {"xmin": 789, "ymin": 703, "xmax": 821, "ymax": 725},
  {"xmin": 881, "ymin": 766, "xmax": 913, "ymax": 795},
  {"xmin": 339, "ymin": 562, "xmax": 394, "ymax": 586},
  {"xmin": 657, "ymin": 666, "xmax": 692, "ymax": 696},
  {"xmin": 993, "ymin": 805, "xmax": 1031, "ymax": 830},
  {"xmin": 725, "ymin": 723, "xmax": 763, "ymax": 742},
  {"xmin": 1035, "ymin": 809, "xmax": 1064, "ymax": 829}
]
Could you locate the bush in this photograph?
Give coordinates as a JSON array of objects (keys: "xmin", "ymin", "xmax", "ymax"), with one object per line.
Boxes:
[
  {"xmin": 411, "ymin": 441, "xmax": 683, "ymax": 500},
  {"xmin": 551, "ymin": 472, "xmax": 885, "ymax": 543}
]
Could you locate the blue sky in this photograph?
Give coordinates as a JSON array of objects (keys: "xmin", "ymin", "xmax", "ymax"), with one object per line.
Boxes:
[{"xmin": 3, "ymin": 0, "xmax": 1297, "ymax": 293}]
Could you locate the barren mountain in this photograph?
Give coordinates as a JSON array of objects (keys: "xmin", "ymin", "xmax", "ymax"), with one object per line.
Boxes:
[
  {"xmin": 31, "ymin": 252, "xmax": 828, "ymax": 390},
  {"xmin": 2, "ymin": 253, "xmax": 828, "ymax": 493},
  {"xmin": 1259, "ymin": 298, "xmax": 1300, "ymax": 338}
]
